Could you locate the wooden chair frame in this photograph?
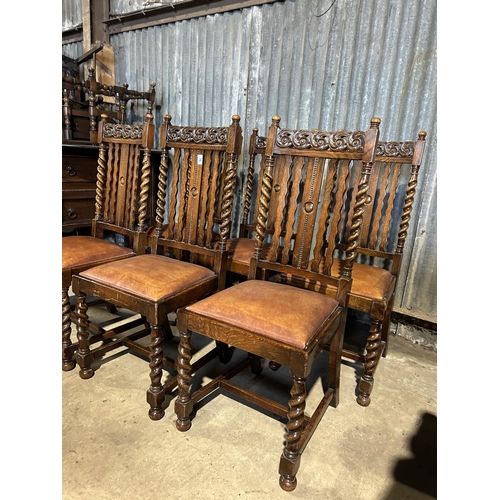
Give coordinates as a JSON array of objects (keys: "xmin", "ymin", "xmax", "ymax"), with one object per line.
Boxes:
[
  {"xmin": 62, "ymin": 112, "xmax": 155, "ymax": 371},
  {"xmin": 226, "ymin": 129, "xmax": 427, "ymax": 407},
  {"xmin": 173, "ymin": 115, "xmax": 380, "ymax": 491},
  {"xmin": 71, "ymin": 114, "xmax": 243, "ymax": 420}
]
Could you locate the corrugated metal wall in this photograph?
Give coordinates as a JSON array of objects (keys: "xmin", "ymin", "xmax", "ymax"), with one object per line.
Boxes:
[
  {"xmin": 62, "ymin": 0, "xmax": 82, "ymax": 31},
  {"xmin": 62, "ymin": 0, "xmax": 437, "ymax": 329},
  {"xmin": 110, "ymin": 0, "xmax": 188, "ymax": 15},
  {"xmin": 62, "ymin": 41, "xmax": 83, "ymax": 61}
]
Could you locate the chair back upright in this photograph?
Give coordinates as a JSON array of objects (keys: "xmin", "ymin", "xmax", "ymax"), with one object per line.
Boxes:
[
  {"xmin": 249, "ymin": 115, "xmax": 381, "ymax": 304},
  {"xmin": 238, "ymin": 128, "xmax": 267, "ymax": 239},
  {"xmin": 152, "ymin": 114, "xmax": 243, "ymax": 288},
  {"xmin": 92, "ymin": 112, "xmax": 155, "ymax": 253}
]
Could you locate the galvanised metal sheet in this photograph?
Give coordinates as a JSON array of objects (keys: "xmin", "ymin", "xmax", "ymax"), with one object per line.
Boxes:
[
  {"xmin": 110, "ymin": 0, "xmax": 189, "ymax": 16},
  {"xmin": 63, "ymin": 0, "xmax": 437, "ymax": 324},
  {"xmin": 62, "ymin": 0, "xmax": 82, "ymax": 31},
  {"xmin": 62, "ymin": 41, "xmax": 83, "ymax": 61}
]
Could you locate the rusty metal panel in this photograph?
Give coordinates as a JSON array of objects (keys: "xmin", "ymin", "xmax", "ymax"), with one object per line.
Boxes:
[{"xmin": 69, "ymin": 0, "xmax": 436, "ymax": 325}]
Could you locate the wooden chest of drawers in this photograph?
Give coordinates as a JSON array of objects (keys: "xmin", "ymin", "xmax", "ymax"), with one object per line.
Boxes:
[{"xmin": 62, "ymin": 143, "xmax": 159, "ymax": 232}]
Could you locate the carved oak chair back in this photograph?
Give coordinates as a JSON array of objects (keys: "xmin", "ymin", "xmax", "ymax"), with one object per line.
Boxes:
[
  {"xmin": 62, "ymin": 113, "xmax": 155, "ymax": 372},
  {"xmin": 173, "ymin": 115, "xmax": 380, "ymax": 491},
  {"xmin": 339, "ymin": 132, "xmax": 428, "ymax": 405},
  {"xmin": 355, "ymin": 135, "xmax": 427, "ymax": 271},
  {"xmin": 152, "ymin": 114, "xmax": 243, "ymax": 275},
  {"xmin": 276, "ymin": 131, "xmax": 427, "ymax": 407},
  {"xmin": 92, "ymin": 113, "xmax": 156, "ymax": 248},
  {"xmin": 70, "ymin": 114, "xmax": 243, "ymax": 421}
]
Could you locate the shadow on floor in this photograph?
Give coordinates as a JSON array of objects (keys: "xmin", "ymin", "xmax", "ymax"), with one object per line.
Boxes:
[{"xmin": 383, "ymin": 412, "xmax": 437, "ymax": 499}]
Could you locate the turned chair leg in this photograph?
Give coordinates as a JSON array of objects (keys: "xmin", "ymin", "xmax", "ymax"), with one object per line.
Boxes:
[
  {"xmin": 279, "ymin": 375, "xmax": 307, "ymax": 492},
  {"xmin": 147, "ymin": 323, "xmax": 166, "ymax": 421},
  {"xmin": 357, "ymin": 318, "xmax": 384, "ymax": 406},
  {"xmin": 249, "ymin": 354, "xmax": 263, "ymax": 375},
  {"xmin": 175, "ymin": 328, "xmax": 193, "ymax": 432},
  {"xmin": 216, "ymin": 340, "xmax": 233, "ymax": 364},
  {"xmin": 62, "ymin": 286, "xmax": 76, "ymax": 371},
  {"xmin": 75, "ymin": 293, "xmax": 94, "ymax": 379}
]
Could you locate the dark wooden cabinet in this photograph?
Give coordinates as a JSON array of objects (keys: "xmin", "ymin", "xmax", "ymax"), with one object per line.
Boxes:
[{"xmin": 62, "ymin": 143, "xmax": 160, "ymax": 231}]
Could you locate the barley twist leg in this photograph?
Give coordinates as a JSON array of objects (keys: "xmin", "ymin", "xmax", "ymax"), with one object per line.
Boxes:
[
  {"xmin": 279, "ymin": 376, "xmax": 306, "ymax": 492},
  {"xmin": 75, "ymin": 293, "xmax": 94, "ymax": 379},
  {"xmin": 147, "ymin": 323, "xmax": 165, "ymax": 420},
  {"xmin": 357, "ymin": 319, "xmax": 383, "ymax": 406},
  {"xmin": 62, "ymin": 286, "xmax": 75, "ymax": 371},
  {"xmin": 175, "ymin": 329, "xmax": 193, "ymax": 432}
]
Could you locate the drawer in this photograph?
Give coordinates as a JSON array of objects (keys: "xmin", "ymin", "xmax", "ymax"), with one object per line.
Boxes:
[
  {"xmin": 62, "ymin": 198, "xmax": 95, "ymax": 227},
  {"xmin": 62, "ymin": 182, "xmax": 97, "ymax": 194},
  {"xmin": 62, "ymin": 155, "xmax": 98, "ymax": 183}
]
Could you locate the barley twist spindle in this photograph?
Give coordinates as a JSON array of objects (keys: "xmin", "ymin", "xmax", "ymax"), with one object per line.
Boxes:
[
  {"xmin": 343, "ymin": 161, "xmax": 372, "ymax": 278},
  {"xmin": 254, "ymin": 156, "xmax": 273, "ymax": 259},
  {"xmin": 95, "ymin": 143, "xmax": 106, "ymax": 220},
  {"xmin": 243, "ymin": 131, "xmax": 258, "ymax": 226},
  {"xmin": 218, "ymin": 152, "xmax": 237, "ymax": 251},
  {"xmin": 396, "ymin": 166, "xmax": 418, "ymax": 253},
  {"xmin": 137, "ymin": 147, "xmax": 151, "ymax": 231},
  {"xmin": 155, "ymin": 149, "xmax": 168, "ymax": 237}
]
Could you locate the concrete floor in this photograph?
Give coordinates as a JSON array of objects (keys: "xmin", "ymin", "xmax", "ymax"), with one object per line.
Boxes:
[{"xmin": 62, "ymin": 302, "xmax": 437, "ymax": 500}]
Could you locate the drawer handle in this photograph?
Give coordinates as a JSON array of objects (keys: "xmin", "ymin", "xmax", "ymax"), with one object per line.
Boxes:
[
  {"xmin": 67, "ymin": 207, "xmax": 77, "ymax": 220},
  {"xmin": 66, "ymin": 165, "xmax": 77, "ymax": 176}
]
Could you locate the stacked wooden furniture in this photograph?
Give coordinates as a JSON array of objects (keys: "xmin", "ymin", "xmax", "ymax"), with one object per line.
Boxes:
[
  {"xmin": 62, "ymin": 62, "xmax": 157, "ymax": 232},
  {"xmin": 62, "ymin": 67, "xmax": 156, "ymax": 145}
]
